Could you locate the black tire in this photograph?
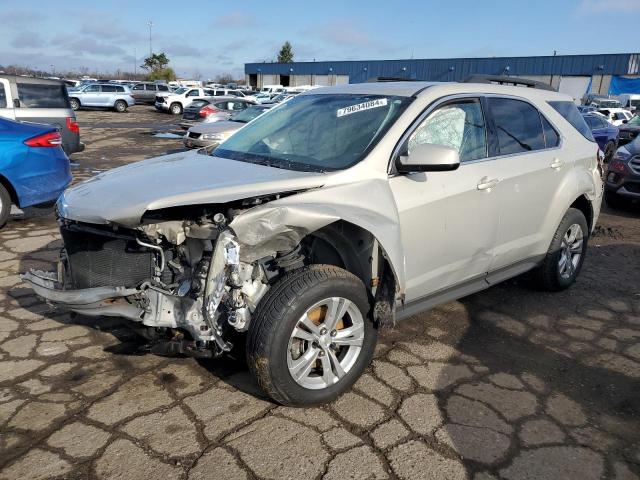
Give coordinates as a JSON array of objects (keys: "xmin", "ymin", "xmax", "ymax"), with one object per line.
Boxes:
[
  {"xmin": 603, "ymin": 141, "xmax": 616, "ymax": 163},
  {"xmin": 169, "ymin": 102, "xmax": 183, "ymax": 115},
  {"xmin": 114, "ymin": 100, "xmax": 127, "ymax": 113},
  {"xmin": 0, "ymin": 184, "xmax": 12, "ymax": 228},
  {"xmin": 532, "ymin": 208, "xmax": 588, "ymax": 291},
  {"xmin": 70, "ymin": 98, "xmax": 80, "ymax": 111},
  {"xmin": 604, "ymin": 190, "xmax": 627, "ymax": 210},
  {"xmin": 247, "ymin": 265, "xmax": 377, "ymax": 406}
]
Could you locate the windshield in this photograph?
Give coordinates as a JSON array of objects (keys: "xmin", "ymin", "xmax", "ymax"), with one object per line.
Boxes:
[
  {"xmin": 230, "ymin": 106, "xmax": 267, "ymax": 123},
  {"xmin": 173, "ymin": 87, "xmax": 188, "ymax": 95},
  {"xmin": 215, "ymin": 94, "xmax": 412, "ymax": 172}
]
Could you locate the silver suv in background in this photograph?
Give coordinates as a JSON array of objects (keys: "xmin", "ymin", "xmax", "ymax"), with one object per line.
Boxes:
[
  {"xmin": 24, "ymin": 78, "xmax": 602, "ymax": 406},
  {"xmin": 68, "ymin": 83, "xmax": 135, "ymax": 112},
  {"xmin": 130, "ymin": 82, "xmax": 171, "ymax": 104},
  {"xmin": 0, "ymin": 75, "xmax": 83, "ymax": 154}
]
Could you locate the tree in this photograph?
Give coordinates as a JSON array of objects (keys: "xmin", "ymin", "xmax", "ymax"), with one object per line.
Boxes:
[
  {"xmin": 277, "ymin": 41, "xmax": 294, "ymax": 63},
  {"xmin": 140, "ymin": 52, "xmax": 175, "ymax": 81},
  {"xmin": 214, "ymin": 73, "xmax": 234, "ymax": 85}
]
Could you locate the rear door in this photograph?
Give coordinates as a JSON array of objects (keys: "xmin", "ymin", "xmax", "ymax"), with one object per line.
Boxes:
[
  {"xmin": 486, "ymin": 96, "xmax": 564, "ymax": 279},
  {"xmin": 81, "ymin": 84, "xmax": 101, "ymax": 106},
  {"xmin": 0, "ymin": 78, "xmax": 15, "ymax": 120},
  {"xmin": 144, "ymin": 84, "xmax": 157, "ymax": 102}
]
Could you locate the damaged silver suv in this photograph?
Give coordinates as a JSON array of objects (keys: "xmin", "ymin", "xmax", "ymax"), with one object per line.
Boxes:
[{"xmin": 23, "ymin": 78, "xmax": 603, "ymax": 406}]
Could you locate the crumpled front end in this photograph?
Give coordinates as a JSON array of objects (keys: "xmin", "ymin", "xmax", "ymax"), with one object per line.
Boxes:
[{"xmin": 21, "ymin": 212, "xmax": 274, "ymax": 358}]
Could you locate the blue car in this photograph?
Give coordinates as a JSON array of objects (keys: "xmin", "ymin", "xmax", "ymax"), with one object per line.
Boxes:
[
  {"xmin": 581, "ymin": 113, "xmax": 619, "ymax": 162},
  {"xmin": 0, "ymin": 117, "xmax": 72, "ymax": 226}
]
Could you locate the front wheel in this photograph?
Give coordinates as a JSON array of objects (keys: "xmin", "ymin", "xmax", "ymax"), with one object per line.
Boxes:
[
  {"xmin": 70, "ymin": 98, "xmax": 80, "ymax": 111},
  {"xmin": 532, "ymin": 208, "xmax": 588, "ymax": 291},
  {"xmin": 247, "ymin": 265, "xmax": 377, "ymax": 406},
  {"xmin": 169, "ymin": 102, "xmax": 183, "ymax": 115},
  {"xmin": 114, "ymin": 100, "xmax": 127, "ymax": 112}
]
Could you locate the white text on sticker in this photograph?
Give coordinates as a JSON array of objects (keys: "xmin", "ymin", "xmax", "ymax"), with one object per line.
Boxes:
[{"xmin": 336, "ymin": 98, "xmax": 388, "ymax": 117}]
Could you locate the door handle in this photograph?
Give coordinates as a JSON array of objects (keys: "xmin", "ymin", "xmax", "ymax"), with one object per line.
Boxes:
[
  {"xmin": 477, "ymin": 177, "xmax": 500, "ymax": 191},
  {"xmin": 550, "ymin": 158, "xmax": 564, "ymax": 170}
]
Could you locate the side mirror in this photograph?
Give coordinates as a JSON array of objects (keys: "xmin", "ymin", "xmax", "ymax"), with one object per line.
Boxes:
[
  {"xmin": 13, "ymin": 98, "xmax": 20, "ymax": 108},
  {"xmin": 622, "ymin": 119, "xmax": 628, "ymax": 124},
  {"xmin": 396, "ymin": 143, "xmax": 460, "ymax": 173}
]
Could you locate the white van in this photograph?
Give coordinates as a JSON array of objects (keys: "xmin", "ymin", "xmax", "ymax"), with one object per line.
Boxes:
[{"xmin": 617, "ymin": 94, "xmax": 640, "ymax": 112}]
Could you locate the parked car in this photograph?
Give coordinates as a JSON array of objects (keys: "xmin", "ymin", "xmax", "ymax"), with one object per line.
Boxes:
[
  {"xmin": 582, "ymin": 113, "xmax": 619, "ymax": 161},
  {"xmin": 603, "ymin": 137, "xmax": 640, "ymax": 208},
  {"xmin": 598, "ymin": 108, "xmax": 633, "ymax": 126},
  {"xmin": 183, "ymin": 104, "xmax": 271, "ymax": 148},
  {"xmin": 179, "ymin": 97, "xmax": 255, "ymax": 129},
  {"xmin": 23, "ymin": 80, "xmax": 602, "ymax": 406},
  {"xmin": 260, "ymin": 84, "xmax": 284, "ymax": 94},
  {"xmin": 590, "ymin": 98, "xmax": 621, "ymax": 109},
  {"xmin": 68, "ymin": 83, "xmax": 135, "ymax": 112},
  {"xmin": 0, "ymin": 117, "xmax": 72, "ymax": 226},
  {"xmin": 130, "ymin": 82, "xmax": 170, "ymax": 104},
  {"xmin": 617, "ymin": 94, "xmax": 640, "ymax": 112},
  {"xmin": 0, "ymin": 75, "xmax": 83, "ymax": 154},
  {"xmin": 154, "ymin": 87, "xmax": 217, "ymax": 115},
  {"xmin": 618, "ymin": 114, "xmax": 640, "ymax": 146},
  {"xmin": 577, "ymin": 105, "xmax": 597, "ymax": 114},
  {"xmin": 262, "ymin": 92, "xmax": 300, "ymax": 105},
  {"xmin": 254, "ymin": 92, "xmax": 276, "ymax": 104}
]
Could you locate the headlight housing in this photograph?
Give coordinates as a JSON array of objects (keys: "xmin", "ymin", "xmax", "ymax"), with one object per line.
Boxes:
[{"xmin": 202, "ymin": 132, "xmax": 231, "ymax": 141}]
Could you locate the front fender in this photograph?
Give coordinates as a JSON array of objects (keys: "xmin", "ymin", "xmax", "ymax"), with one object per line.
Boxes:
[{"xmin": 230, "ymin": 178, "xmax": 406, "ymax": 292}]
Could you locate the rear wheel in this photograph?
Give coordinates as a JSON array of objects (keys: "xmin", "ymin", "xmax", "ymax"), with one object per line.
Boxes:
[
  {"xmin": 532, "ymin": 208, "xmax": 588, "ymax": 291},
  {"xmin": 70, "ymin": 98, "xmax": 80, "ymax": 111},
  {"xmin": 170, "ymin": 102, "xmax": 183, "ymax": 115},
  {"xmin": 114, "ymin": 100, "xmax": 127, "ymax": 113},
  {"xmin": 0, "ymin": 184, "xmax": 12, "ymax": 228},
  {"xmin": 247, "ymin": 265, "xmax": 376, "ymax": 406}
]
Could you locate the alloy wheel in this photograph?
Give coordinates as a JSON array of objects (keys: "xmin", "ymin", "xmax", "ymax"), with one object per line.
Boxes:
[
  {"xmin": 558, "ymin": 223, "xmax": 583, "ymax": 279},
  {"xmin": 287, "ymin": 297, "xmax": 365, "ymax": 390}
]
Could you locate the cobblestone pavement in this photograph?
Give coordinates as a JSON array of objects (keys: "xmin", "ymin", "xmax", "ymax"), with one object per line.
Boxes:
[{"xmin": 1, "ymin": 106, "xmax": 639, "ymax": 479}]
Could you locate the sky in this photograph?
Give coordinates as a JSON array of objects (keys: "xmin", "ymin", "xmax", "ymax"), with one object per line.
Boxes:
[{"xmin": 1, "ymin": 0, "xmax": 639, "ymax": 80}]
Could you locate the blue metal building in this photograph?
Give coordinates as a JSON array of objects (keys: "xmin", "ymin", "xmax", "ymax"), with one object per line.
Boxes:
[{"xmin": 245, "ymin": 53, "xmax": 640, "ymax": 97}]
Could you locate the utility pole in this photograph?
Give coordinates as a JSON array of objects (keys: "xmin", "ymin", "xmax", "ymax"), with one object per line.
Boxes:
[
  {"xmin": 50, "ymin": 64, "xmax": 55, "ymax": 76},
  {"xmin": 148, "ymin": 21, "xmax": 154, "ymax": 57}
]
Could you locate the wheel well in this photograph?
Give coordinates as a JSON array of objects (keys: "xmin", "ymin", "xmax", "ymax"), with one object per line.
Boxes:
[
  {"xmin": 0, "ymin": 175, "xmax": 19, "ymax": 206},
  {"xmin": 302, "ymin": 220, "xmax": 398, "ymax": 326},
  {"xmin": 570, "ymin": 195, "xmax": 594, "ymax": 232}
]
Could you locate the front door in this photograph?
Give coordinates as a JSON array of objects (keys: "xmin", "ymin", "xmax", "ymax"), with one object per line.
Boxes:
[{"xmin": 389, "ymin": 97, "xmax": 501, "ymax": 302}]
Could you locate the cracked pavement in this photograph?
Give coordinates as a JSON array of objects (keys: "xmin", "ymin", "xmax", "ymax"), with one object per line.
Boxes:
[{"xmin": 1, "ymin": 106, "xmax": 639, "ymax": 479}]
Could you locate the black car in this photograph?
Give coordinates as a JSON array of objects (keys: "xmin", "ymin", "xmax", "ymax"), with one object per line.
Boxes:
[
  {"xmin": 179, "ymin": 97, "xmax": 254, "ymax": 129},
  {"xmin": 618, "ymin": 114, "xmax": 640, "ymax": 146},
  {"xmin": 604, "ymin": 137, "xmax": 640, "ymax": 208}
]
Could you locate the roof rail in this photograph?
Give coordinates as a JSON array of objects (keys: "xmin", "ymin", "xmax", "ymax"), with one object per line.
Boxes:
[
  {"xmin": 365, "ymin": 76, "xmax": 420, "ymax": 83},
  {"xmin": 462, "ymin": 75, "xmax": 556, "ymax": 91}
]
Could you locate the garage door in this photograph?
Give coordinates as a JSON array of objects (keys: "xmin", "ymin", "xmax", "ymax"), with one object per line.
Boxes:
[
  {"xmin": 558, "ymin": 76, "xmax": 591, "ymax": 104},
  {"xmin": 261, "ymin": 74, "xmax": 276, "ymax": 87},
  {"xmin": 313, "ymin": 75, "xmax": 330, "ymax": 86},
  {"xmin": 336, "ymin": 75, "xmax": 349, "ymax": 85}
]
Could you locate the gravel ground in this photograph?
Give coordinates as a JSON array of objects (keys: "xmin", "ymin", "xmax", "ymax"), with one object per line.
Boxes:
[{"xmin": 0, "ymin": 105, "xmax": 639, "ymax": 480}]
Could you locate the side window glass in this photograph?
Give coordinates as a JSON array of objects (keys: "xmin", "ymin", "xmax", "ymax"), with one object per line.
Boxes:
[
  {"xmin": 133, "ymin": 84, "xmax": 144, "ymax": 90},
  {"xmin": 409, "ymin": 99, "xmax": 487, "ymax": 162},
  {"xmin": 145, "ymin": 84, "xmax": 156, "ymax": 91},
  {"xmin": 158, "ymin": 85, "xmax": 169, "ymax": 91},
  {"xmin": 186, "ymin": 90, "xmax": 198, "ymax": 97},
  {"xmin": 541, "ymin": 116, "xmax": 560, "ymax": 147},
  {"xmin": 0, "ymin": 84, "xmax": 7, "ymax": 108},
  {"xmin": 489, "ymin": 98, "xmax": 545, "ymax": 155},
  {"xmin": 85, "ymin": 85, "xmax": 100, "ymax": 92},
  {"xmin": 101, "ymin": 85, "xmax": 117, "ymax": 93}
]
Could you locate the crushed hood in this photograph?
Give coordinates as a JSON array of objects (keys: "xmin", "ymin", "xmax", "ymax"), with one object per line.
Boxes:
[{"xmin": 58, "ymin": 150, "xmax": 325, "ymax": 226}]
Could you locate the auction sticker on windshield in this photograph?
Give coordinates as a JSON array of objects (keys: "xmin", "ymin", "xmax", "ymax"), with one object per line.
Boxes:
[{"xmin": 337, "ymin": 98, "xmax": 388, "ymax": 118}]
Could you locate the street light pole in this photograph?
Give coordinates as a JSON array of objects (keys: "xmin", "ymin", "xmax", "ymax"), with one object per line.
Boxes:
[
  {"xmin": 148, "ymin": 21, "xmax": 154, "ymax": 57},
  {"xmin": 50, "ymin": 64, "xmax": 55, "ymax": 76}
]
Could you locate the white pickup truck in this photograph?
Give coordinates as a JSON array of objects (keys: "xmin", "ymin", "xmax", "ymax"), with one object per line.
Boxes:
[{"xmin": 155, "ymin": 87, "xmax": 216, "ymax": 115}]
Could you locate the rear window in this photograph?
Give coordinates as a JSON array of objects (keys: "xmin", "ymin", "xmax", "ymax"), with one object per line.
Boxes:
[
  {"xmin": 548, "ymin": 101, "xmax": 595, "ymax": 142},
  {"xmin": 16, "ymin": 82, "xmax": 70, "ymax": 108}
]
